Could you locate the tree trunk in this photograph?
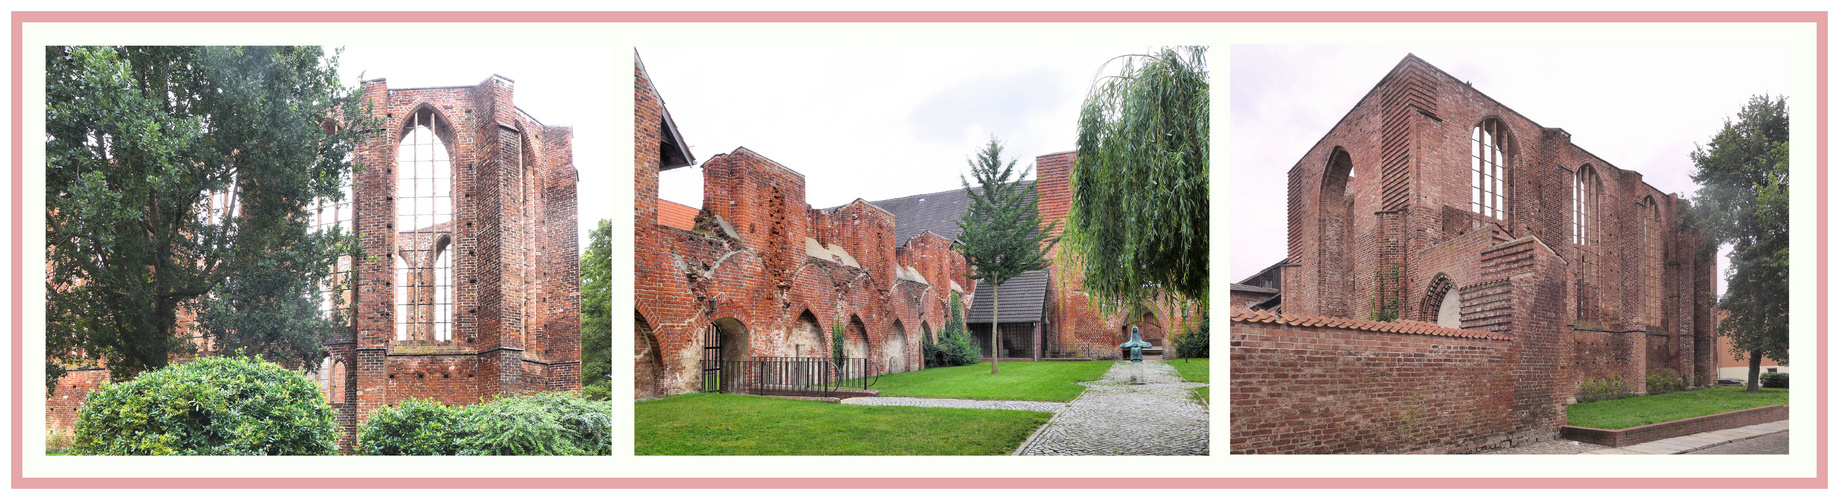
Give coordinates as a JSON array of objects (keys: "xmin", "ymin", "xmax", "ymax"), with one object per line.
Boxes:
[
  {"xmin": 990, "ymin": 286, "xmax": 1001, "ymax": 375},
  {"xmin": 1746, "ymin": 349, "xmax": 1763, "ymax": 393}
]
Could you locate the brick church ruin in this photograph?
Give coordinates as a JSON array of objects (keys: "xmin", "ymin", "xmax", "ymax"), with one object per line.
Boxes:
[
  {"xmin": 634, "ymin": 54, "xmax": 1195, "ymax": 400},
  {"xmin": 47, "ymin": 75, "xmax": 581, "ymax": 450},
  {"xmin": 1230, "ymin": 55, "xmax": 1718, "ymax": 454}
]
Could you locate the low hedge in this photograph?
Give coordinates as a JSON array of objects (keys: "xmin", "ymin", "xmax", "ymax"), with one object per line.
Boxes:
[
  {"xmin": 71, "ymin": 356, "xmax": 338, "ymax": 455},
  {"xmin": 357, "ymin": 391, "xmax": 611, "ymax": 456}
]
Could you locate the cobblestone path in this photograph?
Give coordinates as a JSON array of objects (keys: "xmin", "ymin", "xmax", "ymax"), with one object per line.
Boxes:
[{"xmin": 1015, "ymin": 361, "xmax": 1210, "ymax": 456}]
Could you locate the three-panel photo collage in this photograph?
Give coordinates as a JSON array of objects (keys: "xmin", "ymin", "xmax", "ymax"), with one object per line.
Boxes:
[{"xmin": 21, "ymin": 13, "xmax": 1818, "ymax": 488}]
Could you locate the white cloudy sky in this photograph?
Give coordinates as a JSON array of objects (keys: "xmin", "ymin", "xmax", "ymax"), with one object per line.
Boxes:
[
  {"xmin": 333, "ymin": 46, "xmax": 615, "ymax": 251},
  {"xmin": 1229, "ymin": 45, "xmax": 1794, "ymax": 296},
  {"xmin": 639, "ymin": 46, "xmax": 1168, "ymax": 209}
]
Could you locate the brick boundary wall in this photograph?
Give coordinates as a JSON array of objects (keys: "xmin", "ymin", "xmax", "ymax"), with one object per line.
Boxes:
[
  {"xmin": 1559, "ymin": 404, "xmax": 1788, "ymax": 447},
  {"xmin": 1230, "ymin": 308, "xmax": 1554, "ymax": 454}
]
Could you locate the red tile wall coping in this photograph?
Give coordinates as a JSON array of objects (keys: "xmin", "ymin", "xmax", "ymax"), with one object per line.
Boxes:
[
  {"xmin": 1230, "ymin": 307, "xmax": 1511, "ymax": 341},
  {"xmin": 1559, "ymin": 404, "xmax": 1788, "ymax": 447}
]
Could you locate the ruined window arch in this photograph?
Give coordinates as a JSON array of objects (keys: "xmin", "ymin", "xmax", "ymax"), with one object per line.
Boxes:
[
  {"xmin": 635, "ymin": 310, "xmax": 662, "ymax": 400},
  {"xmin": 1421, "ymin": 273, "xmax": 1459, "ymax": 328},
  {"xmin": 1318, "ymin": 147, "xmax": 1356, "ymax": 317},
  {"xmin": 1471, "ymin": 119, "xmax": 1510, "ymax": 220},
  {"xmin": 844, "ymin": 315, "xmax": 869, "ymax": 361},
  {"xmin": 327, "ymin": 359, "xmax": 347, "ymax": 404},
  {"xmin": 396, "ymin": 109, "xmax": 454, "ymax": 343},
  {"xmin": 886, "ymin": 320, "xmax": 910, "ymax": 374},
  {"xmin": 1574, "ymin": 164, "xmax": 1602, "ymax": 247},
  {"xmin": 790, "ymin": 311, "xmax": 825, "ymax": 359},
  {"xmin": 1642, "ymin": 196, "xmax": 1663, "ymax": 326},
  {"xmin": 313, "ymin": 167, "xmax": 354, "ymax": 322}
]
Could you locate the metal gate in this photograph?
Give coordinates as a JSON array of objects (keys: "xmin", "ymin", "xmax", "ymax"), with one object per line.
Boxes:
[{"xmin": 701, "ymin": 323, "xmax": 723, "ymax": 393}]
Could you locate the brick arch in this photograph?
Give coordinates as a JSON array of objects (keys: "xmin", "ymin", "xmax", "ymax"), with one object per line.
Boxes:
[
  {"xmin": 885, "ymin": 319, "xmax": 911, "ymax": 374},
  {"xmin": 1420, "ymin": 273, "xmax": 1458, "ymax": 327},
  {"xmin": 394, "ymin": 101, "xmax": 461, "ymax": 155},
  {"xmin": 635, "ymin": 309, "xmax": 664, "ymax": 400},
  {"xmin": 789, "ymin": 310, "xmax": 827, "ymax": 359},
  {"xmin": 844, "ymin": 314, "xmax": 870, "ymax": 361},
  {"xmin": 1317, "ymin": 147, "xmax": 1356, "ymax": 317}
]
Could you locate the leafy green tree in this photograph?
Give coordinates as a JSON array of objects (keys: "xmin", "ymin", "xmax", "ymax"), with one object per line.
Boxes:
[
  {"xmin": 956, "ymin": 137, "xmax": 1055, "ymax": 375},
  {"xmin": 922, "ymin": 291, "xmax": 978, "ymax": 368},
  {"xmin": 1064, "ymin": 46, "xmax": 1209, "ymax": 316},
  {"xmin": 45, "ymin": 46, "xmax": 365, "ymax": 391},
  {"xmin": 580, "ymin": 219, "xmax": 612, "ymax": 400},
  {"xmin": 1687, "ymin": 95, "xmax": 1790, "ymax": 392}
]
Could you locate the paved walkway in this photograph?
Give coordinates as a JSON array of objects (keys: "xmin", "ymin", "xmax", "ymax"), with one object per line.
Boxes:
[
  {"xmin": 1580, "ymin": 419, "xmax": 1789, "ymax": 455},
  {"xmin": 1014, "ymin": 361, "xmax": 1209, "ymax": 456}
]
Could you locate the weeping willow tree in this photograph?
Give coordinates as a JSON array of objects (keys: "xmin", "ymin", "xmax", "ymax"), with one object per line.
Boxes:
[{"xmin": 1063, "ymin": 46, "xmax": 1209, "ymax": 317}]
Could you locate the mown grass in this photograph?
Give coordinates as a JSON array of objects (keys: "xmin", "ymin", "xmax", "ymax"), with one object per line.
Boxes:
[
  {"xmin": 1565, "ymin": 386, "xmax": 1788, "ymax": 430},
  {"xmin": 1166, "ymin": 358, "xmax": 1210, "ymax": 406},
  {"xmin": 635, "ymin": 393, "xmax": 1051, "ymax": 455},
  {"xmin": 871, "ymin": 361, "xmax": 1112, "ymax": 402}
]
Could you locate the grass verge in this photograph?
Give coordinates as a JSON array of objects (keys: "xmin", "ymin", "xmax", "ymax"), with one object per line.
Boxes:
[
  {"xmin": 1166, "ymin": 358, "xmax": 1210, "ymax": 406},
  {"xmin": 636, "ymin": 393, "xmax": 1051, "ymax": 455},
  {"xmin": 1565, "ymin": 386, "xmax": 1788, "ymax": 430},
  {"xmin": 872, "ymin": 361, "xmax": 1112, "ymax": 402}
]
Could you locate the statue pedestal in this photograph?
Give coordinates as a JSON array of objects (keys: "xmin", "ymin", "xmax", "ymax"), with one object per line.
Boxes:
[{"xmin": 1129, "ymin": 361, "xmax": 1147, "ymax": 385}]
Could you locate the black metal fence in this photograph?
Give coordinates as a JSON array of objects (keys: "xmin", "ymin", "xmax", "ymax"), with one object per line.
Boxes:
[{"xmin": 701, "ymin": 356, "xmax": 879, "ymax": 397}]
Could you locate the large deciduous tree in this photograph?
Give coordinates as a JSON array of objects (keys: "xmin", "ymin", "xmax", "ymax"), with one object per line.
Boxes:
[
  {"xmin": 956, "ymin": 137, "xmax": 1055, "ymax": 375},
  {"xmin": 1064, "ymin": 46, "xmax": 1209, "ymax": 317},
  {"xmin": 580, "ymin": 219, "xmax": 613, "ymax": 400},
  {"xmin": 1687, "ymin": 95, "xmax": 1789, "ymax": 392},
  {"xmin": 45, "ymin": 46, "xmax": 365, "ymax": 392}
]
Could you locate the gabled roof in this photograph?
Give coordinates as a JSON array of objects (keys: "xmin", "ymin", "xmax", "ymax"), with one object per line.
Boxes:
[
  {"xmin": 657, "ymin": 199, "xmax": 698, "ymax": 231},
  {"xmin": 635, "ymin": 50, "xmax": 694, "ymax": 170},
  {"xmin": 966, "ymin": 269, "xmax": 1050, "ymax": 324},
  {"xmin": 857, "ymin": 184, "xmax": 1036, "ymax": 247}
]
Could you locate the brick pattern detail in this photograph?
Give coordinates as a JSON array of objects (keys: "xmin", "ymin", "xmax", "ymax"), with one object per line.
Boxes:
[{"xmin": 1248, "ymin": 55, "xmax": 1718, "ymax": 454}]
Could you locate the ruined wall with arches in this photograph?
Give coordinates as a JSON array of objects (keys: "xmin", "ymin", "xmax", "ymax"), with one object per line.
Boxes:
[
  {"xmin": 323, "ymin": 75, "xmax": 579, "ymax": 449},
  {"xmin": 1243, "ymin": 55, "xmax": 1717, "ymax": 454}
]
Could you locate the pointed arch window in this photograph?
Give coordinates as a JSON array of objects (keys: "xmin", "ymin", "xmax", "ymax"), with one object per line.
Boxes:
[
  {"xmin": 396, "ymin": 111, "xmax": 454, "ymax": 342},
  {"xmin": 1574, "ymin": 164, "xmax": 1602, "ymax": 281},
  {"xmin": 1642, "ymin": 197, "xmax": 1664, "ymax": 326},
  {"xmin": 1471, "ymin": 120, "xmax": 1508, "ymax": 220}
]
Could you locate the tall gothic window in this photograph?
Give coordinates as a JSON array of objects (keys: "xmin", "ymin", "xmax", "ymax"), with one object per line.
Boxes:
[
  {"xmin": 1470, "ymin": 120, "xmax": 1508, "ymax": 220},
  {"xmin": 312, "ymin": 172, "xmax": 353, "ymax": 321},
  {"xmin": 396, "ymin": 112, "xmax": 454, "ymax": 342},
  {"xmin": 1573, "ymin": 164, "xmax": 1602, "ymax": 283},
  {"xmin": 1643, "ymin": 197, "xmax": 1664, "ymax": 326}
]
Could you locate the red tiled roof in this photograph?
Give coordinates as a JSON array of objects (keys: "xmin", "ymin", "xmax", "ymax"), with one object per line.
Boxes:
[
  {"xmin": 658, "ymin": 199, "xmax": 698, "ymax": 231},
  {"xmin": 1229, "ymin": 307, "xmax": 1512, "ymax": 340}
]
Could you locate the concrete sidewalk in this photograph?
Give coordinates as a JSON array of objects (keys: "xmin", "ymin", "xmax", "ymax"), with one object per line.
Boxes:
[{"xmin": 1580, "ymin": 419, "xmax": 1789, "ymax": 455}]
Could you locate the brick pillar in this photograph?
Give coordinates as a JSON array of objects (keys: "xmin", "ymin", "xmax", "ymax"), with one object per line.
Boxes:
[{"xmin": 349, "ymin": 78, "xmax": 394, "ymax": 443}]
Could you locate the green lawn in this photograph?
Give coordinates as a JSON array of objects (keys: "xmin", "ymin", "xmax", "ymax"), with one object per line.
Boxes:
[
  {"xmin": 635, "ymin": 393, "xmax": 1051, "ymax": 455},
  {"xmin": 870, "ymin": 361, "xmax": 1112, "ymax": 402},
  {"xmin": 1566, "ymin": 386, "xmax": 1788, "ymax": 430},
  {"xmin": 1166, "ymin": 358, "xmax": 1210, "ymax": 406}
]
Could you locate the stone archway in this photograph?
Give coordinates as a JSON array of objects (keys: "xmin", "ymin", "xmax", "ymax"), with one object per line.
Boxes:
[
  {"xmin": 635, "ymin": 310, "xmax": 664, "ymax": 399},
  {"xmin": 789, "ymin": 312, "xmax": 825, "ymax": 359},
  {"xmin": 844, "ymin": 316, "xmax": 869, "ymax": 361},
  {"xmin": 885, "ymin": 320, "xmax": 911, "ymax": 374}
]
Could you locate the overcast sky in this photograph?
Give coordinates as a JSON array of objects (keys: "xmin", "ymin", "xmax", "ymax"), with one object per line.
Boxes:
[
  {"xmin": 333, "ymin": 46, "xmax": 614, "ymax": 251},
  {"xmin": 639, "ymin": 46, "xmax": 1163, "ymax": 209},
  {"xmin": 1229, "ymin": 45, "xmax": 1793, "ymax": 296}
]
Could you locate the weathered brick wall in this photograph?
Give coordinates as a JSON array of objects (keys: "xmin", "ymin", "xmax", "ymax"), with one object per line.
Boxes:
[
  {"xmin": 45, "ymin": 369, "xmax": 107, "ymax": 433},
  {"xmin": 1229, "ymin": 309, "xmax": 1528, "ymax": 454}
]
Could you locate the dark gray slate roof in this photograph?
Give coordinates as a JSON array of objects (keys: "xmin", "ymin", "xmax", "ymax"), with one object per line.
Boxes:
[
  {"xmin": 855, "ymin": 184, "xmax": 1036, "ymax": 247},
  {"xmin": 966, "ymin": 269, "xmax": 1050, "ymax": 324},
  {"xmin": 1230, "ymin": 283, "xmax": 1280, "ymax": 294}
]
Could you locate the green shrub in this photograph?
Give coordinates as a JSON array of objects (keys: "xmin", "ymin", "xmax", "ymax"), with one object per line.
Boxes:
[
  {"xmin": 353, "ymin": 392, "xmax": 612, "ymax": 456},
  {"xmin": 1174, "ymin": 318, "xmax": 1210, "ymax": 359},
  {"xmin": 46, "ymin": 427, "xmax": 74, "ymax": 455},
  {"xmin": 1576, "ymin": 374, "xmax": 1634, "ymax": 404},
  {"xmin": 356, "ymin": 399, "xmax": 463, "ymax": 455},
  {"xmin": 455, "ymin": 392, "xmax": 612, "ymax": 456},
  {"xmin": 1761, "ymin": 371, "xmax": 1789, "ymax": 389},
  {"xmin": 1645, "ymin": 368, "xmax": 1690, "ymax": 395},
  {"xmin": 924, "ymin": 291, "xmax": 979, "ymax": 368},
  {"xmin": 71, "ymin": 356, "xmax": 337, "ymax": 455}
]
